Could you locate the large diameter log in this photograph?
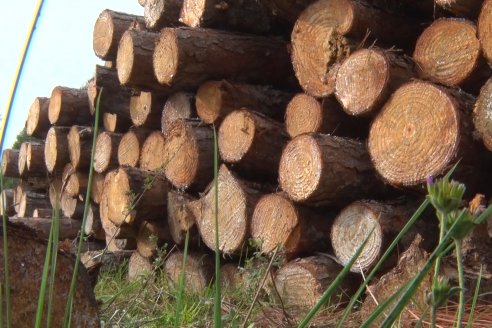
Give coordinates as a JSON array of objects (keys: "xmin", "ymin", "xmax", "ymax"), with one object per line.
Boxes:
[
  {"xmin": 413, "ymin": 18, "xmax": 490, "ymax": 93},
  {"xmin": 139, "ymin": 131, "xmax": 167, "ymax": 171},
  {"xmin": 103, "ymin": 113, "xmax": 132, "ymax": 133},
  {"xmin": 94, "ymin": 132, "xmax": 122, "ymax": 173},
  {"xmin": 118, "ymin": 129, "xmax": 152, "ymax": 167},
  {"xmin": 0, "ymin": 189, "xmax": 15, "ymax": 216},
  {"xmin": 479, "ymin": 0, "xmax": 492, "ymax": 65},
  {"xmin": 251, "ymin": 193, "xmax": 332, "ymax": 257},
  {"xmin": 335, "ymin": 48, "xmax": 415, "ymax": 116},
  {"xmin": 9, "ymin": 217, "xmax": 81, "ymax": 240},
  {"xmin": 163, "ymin": 119, "xmax": 214, "ymax": 190},
  {"xmin": 136, "ymin": 219, "xmax": 171, "ymax": 258},
  {"xmin": 129, "ymin": 91, "xmax": 166, "ymax": 129},
  {"xmin": 219, "ymin": 110, "xmax": 288, "ymax": 180},
  {"xmin": 188, "ymin": 165, "xmax": 264, "ymax": 254},
  {"xmin": 44, "ymin": 127, "xmax": 70, "ymax": 174},
  {"xmin": 100, "ymin": 167, "xmax": 168, "ymax": 226},
  {"xmin": 25, "ymin": 142, "xmax": 46, "ymax": 177},
  {"xmin": 144, "ymin": 0, "xmax": 182, "ymax": 30},
  {"xmin": 128, "ymin": 250, "xmax": 153, "ymax": 281},
  {"xmin": 153, "ymin": 27, "xmax": 295, "ymax": 89},
  {"xmin": 167, "ymin": 191, "xmax": 197, "ymax": 246},
  {"xmin": 48, "ymin": 86, "xmax": 91, "ymax": 125},
  {"xmin": 25, "ymin": 97, "xmax": 50, "ymax": 138},
  {"xmin": 435, "ymin": 0, "xmax": 483, "ymax": 18},
  {"xmin": 68, "ymin": 126, "xmax": 93, "ymax": 170},
  {"xmin": 291, "ymin": 0, "xmax": 422, "ymax": 97},
  {"xmin": 164, "ymin": 250, "xmax": 214, "ymax": 293},
  {"xmin": 195, "ymin": 80, "xmax": 292, "ymax": 125},
  {"xmin": 279, "ymin": 134, "xmax": 384, "ymax": 206},
  {"xmin": 474, "ymin": 78, "xmax": 492, "ymax": 151},
  {"xmin": 93, "ymin": 9, "xmax": 145, "ymax": 61},
  {"xmin": 161, "ymin": 92, "xmax": 196, "ymax": 133},
  {"xmin": 1, "ymin": 149, "xmax": 20, "ymax": 178}
]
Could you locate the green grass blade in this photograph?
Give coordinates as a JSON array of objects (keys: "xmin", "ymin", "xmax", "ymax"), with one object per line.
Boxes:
[
  {"xmin": 175, "ymin": 229, "xmax": 190, "ymax": 328},
  {"xmin": 466, "ymin": 265, "xmax": 482, "ymax": 328},
  {"xmin": 298, "ymin": 226, "xmax": 375, "ymax": 328},
  {"xmin": 212, "ymin": 124, "xmax": 221, "ymax": 328},
  {"xmin": 46, "ymin": 199, "xmax": 61, "ymax": 327}
]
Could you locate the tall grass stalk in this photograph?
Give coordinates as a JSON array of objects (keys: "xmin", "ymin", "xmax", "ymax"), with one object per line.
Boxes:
[
  {"xmin": 46, "ymin": 198, "xmax": 61, "ymax": 328},
  {"xmin": 212, "ymin": 124, "xmax": 221, "ymax": 328},
  {"xmin": 175, "ymin": 229, "xmax": 190, "ymax": 328},
  {"xmin": 466, "ymin": 265, "xmax": 482, "ymax": 328},
  {"xmin": 431, "ymin": 215, "xmax": 447, "ymax": 327},
  {"xmin": 455, "ymin": 239, "xmax": 464, "ymax": 328}
]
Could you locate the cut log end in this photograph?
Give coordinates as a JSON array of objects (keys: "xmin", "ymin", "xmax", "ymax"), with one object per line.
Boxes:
[
  {"xmin": 167, "ymin": 191, "xmax": 196, "ymax": 245},
  {"xmin": 219, "ymin": 110, "xmax": 256, "ymax": 163},
  {"xmin": 116, "ymin": 31, "xmax": 137, "ymax": 85},
  {"xmin": 474, "ymin": 78, "xmax": 492, "ymax": 151},
  {"xmin": 48, "ymin": 86, "xmax": 89, "ymax": 125},
  {"xmin": 285, "ymin": 94, "xmax": 325, "ymax": 137},
  {"xmin": 94, "ymin": 132, "xmax": 121, "ymax": 173},
  {"xmin": 195, "ymin": 80, "xmax": 226, "ymax": 124},
  {"xmin": 479, "ymin": 0, "xmax": 492, "ymax": 65},
  {"xmin": 101, "ymin": 169, "xmax": 134, "ymax": 226},
  {"xmin": 161, "ymin": 92, "xmax": 196, "ymax": 133},
  {"xmin": 118, "ymin": 129, "xmax": 148, "ymax": 167},
  {"xmin": 153, "ymin": 29, "xmax": 178, "ymax": 85},
  {"xmin": 140, "ymin": 131, "xmax": 166, "ymax": 171},
  {"xmin": 93, "ymin": 10, "xmax": 116, "ymax": 59},
  {"xmin": 1, "ymin": 149, "xmax": 19, "ymax": 178},
  {"xmin": 164, "ymin": 251, "xmax": 213, "ymax": 293},
  {"xmin": 26, "ymin": 97, "xmax": 50, "ymax": 138}
]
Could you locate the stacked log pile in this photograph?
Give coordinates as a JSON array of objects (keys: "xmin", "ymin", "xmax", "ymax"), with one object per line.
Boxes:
[{"xmin": 4, "ymin": 0, "xmax": 492, "ymax": 321}]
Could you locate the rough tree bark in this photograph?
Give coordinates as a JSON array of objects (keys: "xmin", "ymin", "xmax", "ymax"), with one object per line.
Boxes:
[
  {"xmin": 435, "ymin": 0, "xmax": 483, "ymax": 18},
  {"xmin": 8, "ymin": 217, "xmax": 81, "ymax": 240},
  {"xmin": 25, "ymin": 97, "xmax": 50, "ymax": 139}
]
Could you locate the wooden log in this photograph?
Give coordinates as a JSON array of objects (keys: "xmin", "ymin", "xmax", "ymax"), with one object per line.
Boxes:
[
  {"xmin": 9, "ymin": 217, "xmax": 81, "ymax": 240},
  {"xmin": 44, "ymin": 126, "xmax": 71, "ymax": 174},
  {"xmin": 60, "ymin": 192, "xmax": 84, "ymax": 220},
  {"xmin": 64, "ymin": 169, "xmax": 88, "ymax": 198},
  {"xmin": 153, "ymin": 27, "xmax": 295, "ymax": 90},
  {"xmin": 291, "ymin": 0, "xmax": 422, "ymax": 97},
  {"xmin": 103, "ymin": 113, "xmax": 133, "ymax": 132},
  {"xmin": 25, "ymin": 142, "xmax": 46, "ymax": 177},
  {"xmin": 195, "ymin": 80, "xmax": 292, "ymax": 125},
  {"xmin": 118, "ymin": 129, "xmax": 152, "ymax": 167},
  {"xmin": 479, "ymin": 0, "xmax": 492, "ymax": 65},
  {"xmin": 33, "ymin": 208, "xmax": 52, "ymax": 218},
  {"xmin": 100, "ymin": 201, "xmax": 138, "ymax": 240},
  {"xmin": 0, "ymin": 189, "xmax": 15, "ymax": 216},
  {"xmin": 251, "ymin": 193, "xmax": 332, "ymax": 257},
  {"xmin": 220, "ymin": 263, "xmax": 243, "ymax": 290},
  {"xmin": 139, "ymin": 131, "xmax": 167, "ymax": 171},
  {"xmin": 285, "ymin": 94, "xmax": 368, "ymax": 139},
  {"xmin": 48, "ymin": 86, "xmax": 91, "ymax": 126},
  {"xmin": 144, "ymin": 0, "xmax": 182, "ymax": 30},
  {"xmin": 90, "ymin": 172, "xmax": 105, "ymax": 204},
  {"xmin": 413, "ymin": 18, "xmax": 490, "ymax": 93},
  {"xmin": 164, "ymin": 250, "xmax": 214, "ymax": 293},
  {"xmin": 136, "ymin": 219, "xmax": 171, "ymax": 258},
  {"xmin": 435, "ymin": 0, "xmax": 483, "ymax": 18},
  {"xmin": 129, "ymin": 91, "xmax": 166, "ymax": 129},
  {"xmin": 100, "ymin": 167, "xmax": 168, "ymax": 226},
  {"xmin": 25, "ymin": 97, "xmax": 50, "ymax": 139},
  {"xmin": 67, "ymin": 125, "xmax": 93, "ymax": 170},
  {"xmin": 474, "ymin": 78, "xmax": 492, "ymax": 151},
  {"xmin": 260, "ymin": 0, "xmax": 316, "ymax": 23},
  {"xmin": 93, "ymin": 9, "xmax": 145, "ymax": 61},
  {"xmin": 279, "ymin": 134, "xmax": 384, "ymax": 206},
  {"xmin": 335, "ymin": 48, "xmax": 415, "ymax": 116},
  {"xmin": 219, "ymin": 110, "xmax": 288, "ymax": 180},
  {"xmin": 161, "ymin": 92, "xmax": 196, "ymax": 133},
  {"xmin": 94, "ymin": 132, "xmax": 122, "ymax": 173},
  {"xmin": 81, "ymin": 249, "xmax": 132, "ymax": 272},
  {"xmin": 49, "ymin": 177, "xmax": 63, "ymax": 209},
  {"xmin": 18, "ymin": 143, "xmax": 28, "ymax": 178},
  {"xmin": 163, "ymin": 119, "xmax": 214, "ymax": 190},
  {"xmin": 366, "ymin": 0, "xmax": 437, "ymax": 17},
  {"xmin": 188, "ymin": 165, "xmax": 264, "ymax": 254},
  {"xmin": 167, "ymin": 191, "xmax": 198, "ymax": 246},
  {"xmin": 1, "ymin": 149, "xmax": 20, "ymax": 178},
  {"xmin": 17, "ymin": 188, "xmax": 50, "ymax": 218},
  {"xmin": 128, "ymin": 250, "xmax": 153, "ymax": 281},
  {"xmin": 84, "ymin": 203, "xmax": 105, "ymax": 240}
]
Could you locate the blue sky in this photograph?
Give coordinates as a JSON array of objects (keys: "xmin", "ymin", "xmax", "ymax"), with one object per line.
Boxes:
[{"xmin": 0, "ymin": 0, "xmax": 142, "ymax": 149}]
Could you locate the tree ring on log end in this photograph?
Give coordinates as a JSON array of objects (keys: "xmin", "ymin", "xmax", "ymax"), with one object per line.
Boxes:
[
  {"xmin": 44, "ymin": 127, "xmax": 60, "ymax": 173},
  {"xmin": 285, "ymin": 94, "xmax": 324, "ymax": 138},
  {"xmin": 94, "ymin": 132, "xmax": 113, "ymax": 173},
  {"xmin": 116, "ymin": 31, "xmax": 135, "ymax": 85},
  {"xmin": 219, "ymin": 110, "xmax": 256, "ymax": 163},
  {"xmin": 104, "ymin": 169, "xmax": 135, "ymax": 225},
  {"xmin": 47, "ymin": 87, "xmax": 64, "ymax": 124},
  {"xmin": 93, "ymin": 10, "xmax": 114, "ymax": 60},
  {"xmin": 118, "ymin": 131, "xmax": 141, "ymax": 167},
  {"xmin": 368, "ymin": 81, "xmax": 460, "ymax": 186},
  {"xmin": 180, "ymin": 0, "xmax": 206, "ymax": 28},
  {"xmin": 479, "ymin": 0, "xmax": 492, "ymax": 65},
  {"xmin": 473, "ymin": 78, "xmax": 492, "ymax": 151},
  {"xmin": 195, "ymin": 81, "xmax": 223, "ymax": 124},
  {"xmin": 153, "ymin": 29, "xmax": 179, "ymax": 86}
]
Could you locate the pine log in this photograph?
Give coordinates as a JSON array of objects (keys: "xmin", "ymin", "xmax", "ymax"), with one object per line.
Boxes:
[
  {"xmin": 94, "ymin": 132, "xmax": 122, "ymax": 173},
  {"xmin": 128, "ymin": 250, "xmax": 153, "ymax": 281},
  {"xmin": 100, "ymin": 167, "xmax": 168, "ymax": 226},
  {"xmin": 45, "ymin": 127, "xmax": 71, "ymax": 174},
  {"xmin": 129, "ymin": 91, "xmax": 166, "ymax": 129},
  {"xmin": 18, "ymin": 142, "xmax": 28, "ymax": 177},
  {"xmin": 136, "ymin": 219, "xmax": 171, "ymax": 258},
  {"xmin": 49, "ymin": 178, "xmax": 63, "ymax": 209},
  {"xmin": 93, "ymin": 9, "xmax": 145, "ymax": 60},
  {"xmin": 366, "ymin": 0, "xmax": 437, "ymax": 17},
  {"xmin": 167, "ymin": 191, "xmax": 198, "ymax": 246},
  {"xmin": 335, "ymin": 48, "xmax": 415, "ymax": 116},
  {"xmin": 435, "ymin": 0, "xmax": 483, "ymax": 18},
  {"xmin": 33, "ymin": 208, "xmax": 52, "ymax": 218},
  {"xmin": 251, "ymin": 193, "xmax": 332, "ymax": 257},
  {"xmin": 188, "ymin": 165, "xmax": 264, "ymax": 254},
  {"xmin": 474, "ymin": 78, "xmax": 492, "ymax": 151},
  {"xmin": 164, "ymin": 250, "xmax": 214, "ymax": 293},
  {"xmin": 291, "ymin": 0, "xmax": 422, "ymax": 97},
  {"xmin": 48, "ymin": 86, "xmax": 91, "ymax": 126},
  {"xmin": 139, "ymin": 131, "xmax": 167, "ymax": 171},
  {"xmin": 1, "ymin": 149, "xmax": 20, "ymax": 178},
  {"xmin": 479, "ymin": 0, "xmax": 492, "ymax": 65},
  {"xmin": 153, "ymin": 27, "xmax": 295, "ymax": 89},
  {"xmin": 17, "ymin": 187, "xmax": 50, "ymax": 218},
  {"xmin": 219, "ymin": 110, "xmax": 288, "ymax": 180},
  {"xmin": 67, "ymin": 125, "xmax": 93, "ymax": 170},
  {"xmin": 368, "ymin": 80, "xmax": 480, "ymax": 189},
  {"xmin": 285, "ymin": 94, "xmax": 368, "ymax": 139},
  {"xmin": 9, "ymin": 217, "xmax": 81, "ymax": 240},
  {"xmin": 413, "ymin": 18, "xmax": 490, "ymax": 93},
  {"xmin": 274, "ymin": 256, "xmax": 357, "ymax": 310},
  {"xmin": 118, "ymin": 129, "xmax": 152, "ymax": 167},
  {"xmin": 25, "ymin": 97, "xmax": 50, "ymax": 138},
  {"xmin": 81, "ymin": 249, "xmax": 132, "ymax": 272},
  {"xmin": 163, "ymin": 119, "xmax": 214, "ymax": 190},
  {"xmin": 64, "ymin": 169, "xmax": 88, "ymax": 198},
  {"xmin": 0, "ymin": 189, "xmax": 15, "ymax": 216},
  {"xmin": 25, "ymin": 142, "xmax": 46, "ymax": 177},
  {"xmin": 60, "ymin": 192, "xmax": 84, "ymax": 220},
  {"xmin": 103, "ymin": 112, "xmax": 133, "ymax": 132},
  {"xmin": 100, "ymin": 201, "xmax": 138, "ymax": 240},
  {"xmin": 260, "ymin": 0, "xmax": 316, "ymax": 23},
  {"xmin": 279, "ymin": 134, "xmax": 384, "ymax": 206},
  {"xmin": 84, "ymin": 203, "xmax": 105, "ymax": 240},
  {"xmin": 144, "ymin": 0, "xmax": 183, "ymax": 30},
  {"xmin": 90, "ymin": 172, "xmax": 105, "ymax": 204},
  {"xmin": 195, "ymin": 80, "xmax": 292, "ymax": 125},
  {"xmin": 161, "ymin": 92, "xmax": 196, "ymax": 133}
]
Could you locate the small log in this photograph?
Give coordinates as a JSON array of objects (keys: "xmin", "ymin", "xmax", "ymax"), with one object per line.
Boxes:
[
  {"xmin": 84, "ymin": 203, "xmax": 105, "ymax": 240},
  {"xmin": 17, "ymin": 189, "xmax": 50, "ymax": 218},
  {"xmin": 94, "ymin": 132, "xmax": 122, "ymax": 173},
  {"xmin": 25, "ymin": 97, "xmax": 50, "ymax": 138},
  {"xmin": 67, "ymin": 125, "xmax": 93, "ymax": 170},
  {"xmin": 48, "ymin": 86, "xmax": 91, "ymax": 126},
  {"xmin": 335, "ymin": 48, "xmax": 415, "ymax": 116},
  {"xmin": 474, "ymin": 78, "xmax": 492, "ymax": 151},
  {"xmin": 219, "ymin": 110, "xmax": 288, "ymax": 180},
  {"xmin": 44, "ymin": 126, "xmax": 71, "ymax": 174},
  {"xmin": 188, "ymin": 165, "xmax": 264, "ymax": 254},
  {"xmin": 49, "ymin": 178, "xmax": 63, "ymax": 209},
  {"xmin": 261, "ymin": 0, "xmax": 316, "ymax": 23},
  {"xmin": 435, "ymin": 0, "xmax": 483, "ymax": 18},
  {"xmin": 33, "ymin": 208, "xmax": 53, "ymax": 218},
  {"xmin": 144, "ymin": 0, "xmax": 182, "ymax": 30},
  {"xmin": 64, "ymin": 169, "xmax": 88, "ymax": 198},
  {"xmin": 129, "ymin": 91, "xmax": 166, "ymax": 129},
  {"xmin": 161, "ymin": 92, "xmax": 196, "ymax": 133},
  {"xmin": 100, "ymin": 201, "xmax": 138, "ymax": 240},
  {"xmin": 139, "ymin": 131, "xmax": 167, "ymax": 171},
  {"xmin": 279, "ymin": 134, "xmax": 384, "ymax": 206},
  {"xmin": 479, "ymin": 0, "xmax": 492, "ymax": 65},
  {"xmin": 93, "ymin": 9, "xmax": 144, "ymax": 60},
  {"xmin": 0, "ymin": 189, "xmax": 15, "ymax": 216},
  {"xmin": 103, "ymin": 113, "xmax": 132, "ymax": 133},
  {"xmin": 285, "ymin": 94, "xmax": 368, "ymax": 138},
  {"xmin": 136, "ymin": 219, "xmax": 171, "ymax": 258},
  {"xmin": 60, "ymin": 193, "xmax": 84, "ymax": 220},
  {"xmin": 195, "ymin": 80, "xmax": 292, "ymax": 125},
  {"xmin": 25, "ymin": 142, "xmax": 46, "ymax": 177},
  {"xmin": 118, "ymin": 129, "xmax": 152, "ymax": 167},
  {"xmin": 153, "ymin": 27, "xmax": 295, "ymax": 89},
  {"xmin": 167, "ymin": 191, "xmax": 198, "ymax": 246},
  {"xmin": 413, "ymin": 18, "xmax": 490, "ymax": 93},
  {"xmin": 18, "ymin": 142, "xmax": 31, "ymax": 177},
  {"xmin": 164, "ymin": 250, "xmax": 214, "ymax": 293},
  {"xmin": 9, "ymin": 217, "xmax": 81, "ymax": 240},
  {"xmin": 1, "ymin": 149, "xmax": 20, "ymax": 178},
  {"xmin": 128, "ymin": 250, "xmax": 153, "ymax": 281},
  {"xmin": 163, "ymin": 119, "xmax": 214, "ymax": 190},
  {"xmin": 251, "ymin": 193, "xmax": 332, "ymax": 257},
  {"xmin": 90, "ymin": 172, "xmax": 105, "ymax": 204},
  {"xmin": 100, "ymin": 167, "xmax": 168, "ymax": 226}
]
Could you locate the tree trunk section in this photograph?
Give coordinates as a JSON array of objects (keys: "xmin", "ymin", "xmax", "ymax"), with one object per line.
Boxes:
[
  {"xmin": 68, "ymin": 125, "xmax": 94, "ymax": 170},
  {"xmin": 129, "ymin": 91, "xmax": 166, "ymax": 129},
  {"xmin": 60, "ymin": 192, "xmax": 84, "ymax": 220},
  {"xmin": 435, "ymin": 0, "xmax": 483, "ymax": 18},
  {"xmin": 164, "ymin": 250, "xmax": 214, "ymax": 293},
  {"xmin": 17, "ymin": 189, "xmax": 50, "ymax": 218},
  {"xmin": 161, "ymin": 92, "xmax": 196, "ymax": 133},
  {"xmin": 0, "ymin": 189, "xmax": 15, "ymax": 217},
  {"xmin": 90, "ymin": 172, "xmax": 105, "ymax": 204},
  {"xmin": 33, "ymin": 208, "xmax": 53, "ymax": 218},
  {"xmin": 139, "ymin": 131, "xmax": 167, "ymax": 171},
  {"xmin": 84, "ymin": 203, "xmax": 106, "ymax": 240},
  {"xmin": 49, "ymin": 177, "xmax": 63, "ymax": 209},
  {"xmin": 100, "ymin": 200, "xmax": 138, "ymax": 240},
  {"xmin": 94, "ymin": 132, "xmax": 122, "ymax": 173},
  {"xmin": 25, "ymin": 97, "xmax": 50, "ymax": 139},
  {"xmin": 479, "ymin": 0, "xmax": 492, "ymax": 65},
  {"xmin": 128, "ymin": 250, "xmax": 153, "ymax": 281},
  {"xmin": 136, "ymin": 219, "xmax": 171, "ymax": 258},
  {"xmin": 167, "ymin": 191, "xmax": 198, "ymax": 246},
  {"xmin": 48, "ymin": 86, "xmax": 91, "ymax": 126},
  {"xmin": 9, "ymin": 217, "xmax": 81, "ymax": 240},
  {"xmin": 25, "ymin": 142, "xmax": 46, "ymax": 177},
  {"xmin": 118, "ymin": 129, "xmax": 152, "ymax": 167},
  {"xmin": 44, "ymin": 126, "xmax": 71, "ymax": 174},
  {"xmin": 64, "ymin": 169, "xmax": 88, "ymax": 198},
  {"xmin": 1, "ymin": 149, "xmax": 20, "ymax": 178},
  {"xmin": 144, "ymin": 0, "xmax": 183, "ymax": 30},
  {"xmin": 103, "ymin": 112, "xmax": 133, "ymax": 133},
  {"xmin": 473, "ymin": 77, "xmax": 492, "ymax": 151}
]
